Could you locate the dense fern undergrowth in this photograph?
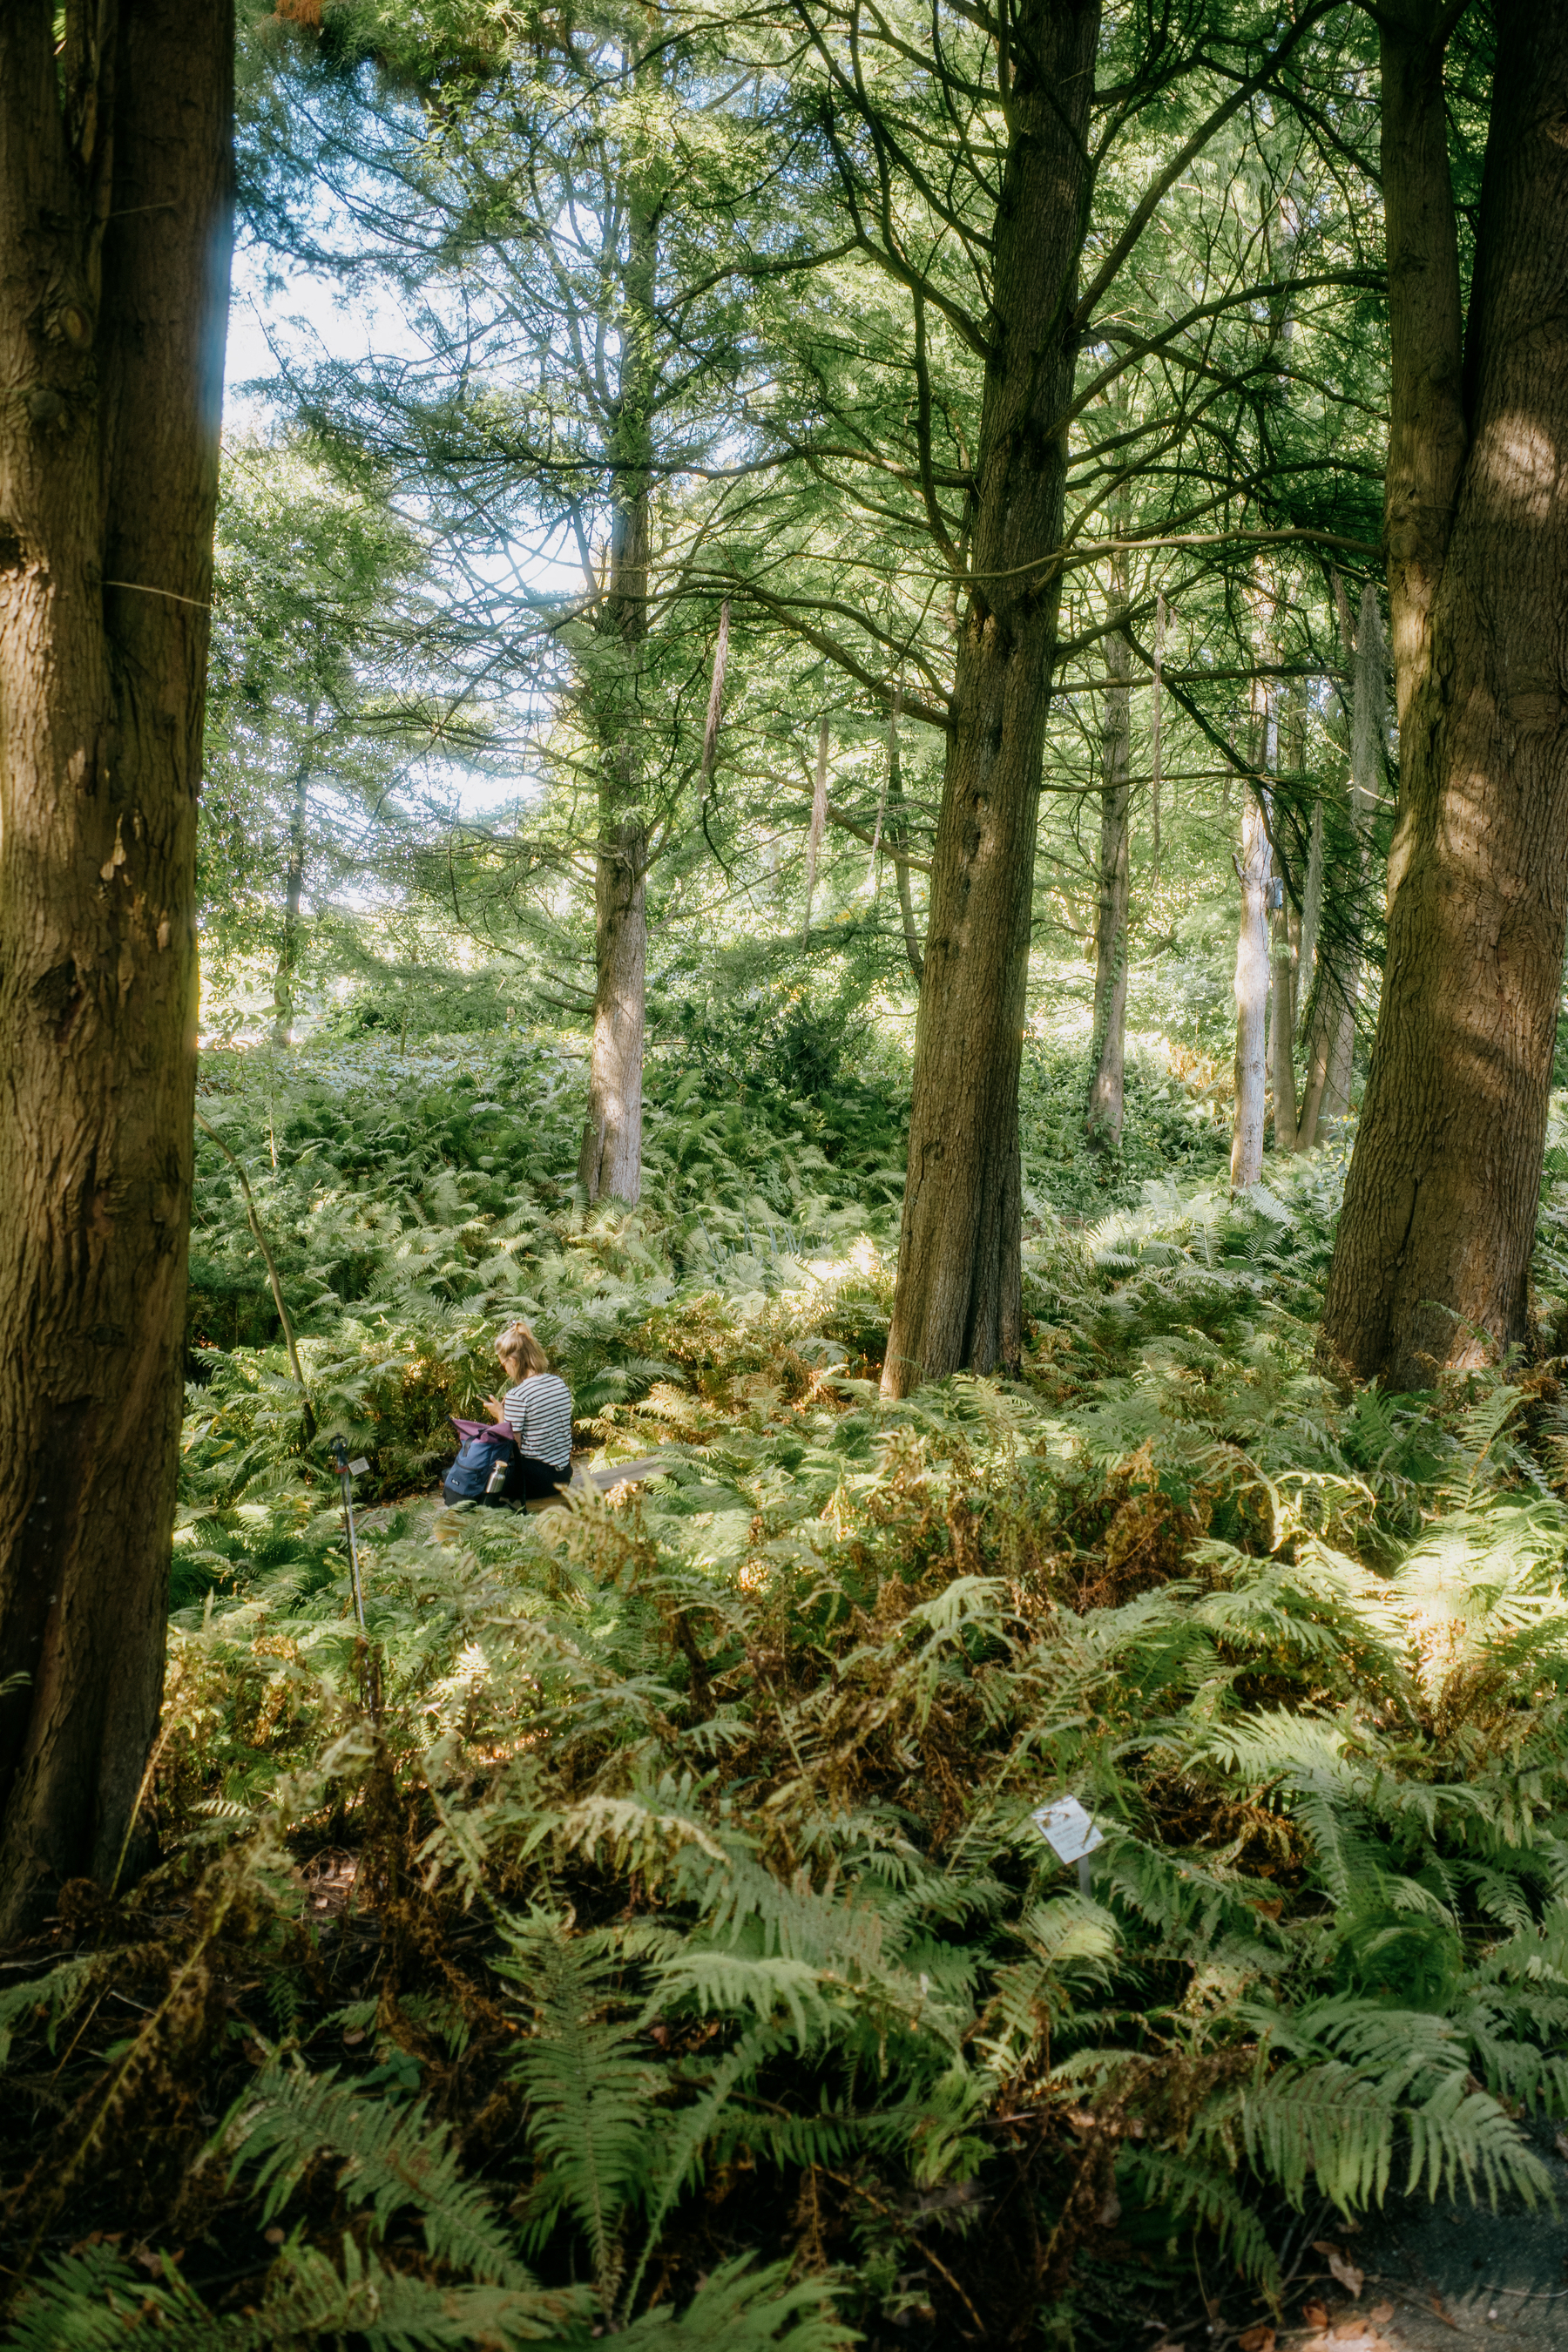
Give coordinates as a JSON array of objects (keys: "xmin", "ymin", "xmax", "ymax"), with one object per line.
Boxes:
[{"xmin": 11, "ymin": 1037, "xmax": 1568, "ymax": 2347}]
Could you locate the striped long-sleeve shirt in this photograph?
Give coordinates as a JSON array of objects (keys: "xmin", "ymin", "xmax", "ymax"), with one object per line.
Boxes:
[{"xmin": 503, "ymin": 1372, "xmax": 574, "ymax": 1471}]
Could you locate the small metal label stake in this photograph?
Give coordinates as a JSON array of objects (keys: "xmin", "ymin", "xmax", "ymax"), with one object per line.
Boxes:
[{"xmin": 1031, "ymin": 1796, "xmax": 1105, "ymax": 1895}]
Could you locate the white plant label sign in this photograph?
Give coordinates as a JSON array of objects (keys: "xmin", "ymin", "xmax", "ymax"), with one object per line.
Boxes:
[{"xmin": 1031, "ymin": 1796, "xmax": 1105, "ymax": 1865}]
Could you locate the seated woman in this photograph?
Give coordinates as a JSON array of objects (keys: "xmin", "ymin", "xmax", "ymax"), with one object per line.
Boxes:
[{"xmin": 483, "ymin": 1320, "xmax": 574, "ymax": 1500}]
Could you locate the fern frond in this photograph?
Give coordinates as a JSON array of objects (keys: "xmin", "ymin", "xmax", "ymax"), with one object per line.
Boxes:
[
  {"xmin": 502, "ymin": 1921, "xmax": 656, "ymax": 2296},
  {"xmin": 614, "ymin": 2254, "xmax": 850, "ymax": 2349},
  {"xmin": 225, "ymin": 2065, "xmax": 534, "ymax": 2288}
]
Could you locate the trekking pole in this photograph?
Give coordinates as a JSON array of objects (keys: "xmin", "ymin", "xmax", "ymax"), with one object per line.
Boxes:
[{"xmin": 329, "ymin": 1435, "xmax": 370, "ymax": 1631}]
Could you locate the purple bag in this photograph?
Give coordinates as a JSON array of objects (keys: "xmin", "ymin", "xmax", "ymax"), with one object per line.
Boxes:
[{"xmin": 443, "ymin": 1416, "xmax": 520, "ymax": 1505}]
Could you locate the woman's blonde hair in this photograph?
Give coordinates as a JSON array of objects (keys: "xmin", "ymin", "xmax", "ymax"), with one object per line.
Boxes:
[{"xmin": 496, "ymin": 1319, "xmax": 550, "ymax": 1380}]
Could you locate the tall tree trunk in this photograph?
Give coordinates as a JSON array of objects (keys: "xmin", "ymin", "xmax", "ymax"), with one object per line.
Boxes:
[
  {"xmin": 1085, "ymin": 552, "xmax": 1132, "ymax": 1150},
  {"xmin": 578, "ymin": 46, "xmax": 659, "ymax": 1208},
  {"xmin": 882, "ymin": 0, "xmax": 1099, "ymax": 1396},
  {"xmin": 1271, "ymin": 684, "xmax": 1303, "ymax": 1151},
  {"xmin": 1231, "ymin": 792, "xmax": 1271, "ymax": 1186},
  {"xmin": 0, "ymin": 0, "xmax": 233, "ymax": 1936},
  {"xmin": 1321, "ymin": 3, "xmax": 1568, "ymax": 1386}
]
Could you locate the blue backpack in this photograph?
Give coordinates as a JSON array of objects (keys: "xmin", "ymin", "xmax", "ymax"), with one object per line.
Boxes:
[{"xmin": 442, "ymin": 1417, "xmax": 520, "ymax": 1507}]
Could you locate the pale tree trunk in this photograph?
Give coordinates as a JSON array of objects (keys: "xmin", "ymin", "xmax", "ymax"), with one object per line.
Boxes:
[
  {"xmin": 0, "ymin": 0, "xmax": 233, "ymax": 1936},
  {"xmin": 1231, "ymin": 792, "xmax": 1271, "ymax": 1187},
  {"xmin": 882, "ymin": 0, "xmax": 1100, "ymax": 1396},
  {"xmin": 578, "ymin": 61, "xmax": 659, "ymax": 1207},
  {"xmin": 1321, "ymin": 3, "xmax": 1568, "ymax": 1386},
  {"xmin": 1085, "ymin": 551, "xmax": 1132, "ymax": 1150}
]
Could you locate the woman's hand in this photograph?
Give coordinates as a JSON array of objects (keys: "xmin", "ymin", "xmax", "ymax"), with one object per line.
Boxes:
[{"xmin": 483, "ymin": 1396, "xmax": 510, "ymax": 1424}]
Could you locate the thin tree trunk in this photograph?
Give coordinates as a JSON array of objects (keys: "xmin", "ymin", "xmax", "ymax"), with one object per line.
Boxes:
[
  {"xmin": 578, "ymin": 54, "xmax": 658, "ymax": 1207},
  {"xmin": 882, "ymin": 0, "xmax": 1099, "ymax": 1396},
  {"xmin": 1321, "ymin": 3, "xmax": 1568, "ymax": 1386},
  {"xmin": 1233, "ymin": 580, "xmax": 1275, "ymax": 1183},
  {"xmin": 1272, "ymin": 684, "xmax": 1303, "ymax": 1151},
  {"xmin": 1085, "ymin": 551, "xmax": 1132, "ymax": 1150},
  {"xmin": 1231, "ymin": 792, "xmax": 1271, "ymax": 1186},
  {"xmin": 0, "ymin": 0, "xmax": 233, "ymax": 1936}
]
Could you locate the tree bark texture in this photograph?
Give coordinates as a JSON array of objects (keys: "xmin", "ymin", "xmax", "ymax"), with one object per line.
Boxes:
[
  {"xmin": 0, "ymin": 0, "xmax": 233, "ymax": 1935},
  {"xmin": 1272, "ymin": 684, "xmax": 1304, "ymax": 1151},
  {"xmin": 1230, "ymin": 792, "xmax": 1270, "ymax": 1187},
  {"xmin": 578, "ymin": 49, "xmax": 658, "ymax": 1208},
  {"xmin": 881, "ymin": 0, "xmax": 1099, "ymax": 1396},
  {"xmin": 1085, "ymin": 558, "xmax": 1132, "ymax": 1150},
  {"xmin": 1321, "ymin": 3, "xmax": 1568, "ymax": 1386},
  {"xmin": 1380, "ymin": 0, "xmax": 1468, "ymax": 734}
]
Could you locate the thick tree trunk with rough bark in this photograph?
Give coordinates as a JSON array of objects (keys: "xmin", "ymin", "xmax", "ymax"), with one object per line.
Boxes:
[
  {"xmin": 1321, "ymin": 3, "xmax": 1568, "ymax": 1386},
  {"xmin": 1085, "ymin": 562, "xmax": 1132, "ymax": 1150},
  {"xmin": 881, "ymin": 0, "xmax": 1099, "ymax": 1396},
  {"xmin": 0, "ymin": 0, "xmax": 233, "ymax": 1936}
]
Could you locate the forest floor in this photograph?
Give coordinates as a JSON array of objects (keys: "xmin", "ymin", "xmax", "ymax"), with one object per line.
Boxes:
[{"xmin": 9, "ymin": 1035, "xmax": 1568, "ymax": 2349}]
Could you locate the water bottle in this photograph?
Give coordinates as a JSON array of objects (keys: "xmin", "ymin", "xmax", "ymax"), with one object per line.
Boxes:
[{"xmin": 485, "ymin": 1452, "xmax": 509, "ymax": 1496}]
